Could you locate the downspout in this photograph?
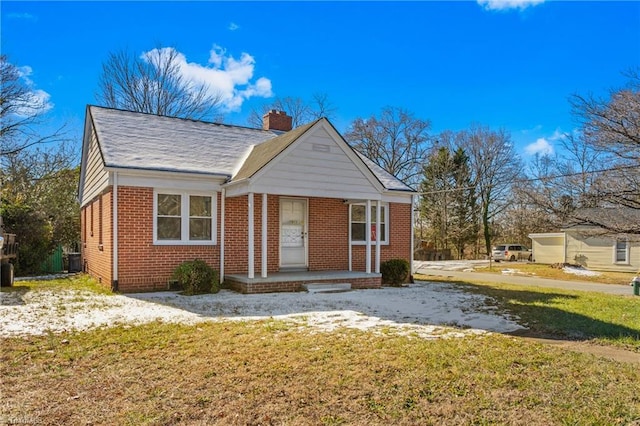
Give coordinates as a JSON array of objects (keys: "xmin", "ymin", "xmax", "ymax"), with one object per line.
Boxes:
[
  {"xmin": 112, "ymin": 171, "xmax": 119, "ymax": 292},
  {"xmin": 220, "ymin": 189, "xmax": 225, "ymax": 281},
  {"xmin": 410, "ymin": 194, "xmax": 415, "ymax": 280}
]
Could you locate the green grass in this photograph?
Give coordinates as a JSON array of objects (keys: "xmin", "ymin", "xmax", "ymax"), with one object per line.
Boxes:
[
  {"xmin": 2, "ymin": 321, "xmax": 639, "ymax": 425},
  {"xmin": 2, "ymin": 274, "xmax": 113, "ymax": 295},
  {"xmin": 416, "ymin": 274, "xmax": 640, "ymax": 352},
  {"xmin": 476, "ymin": 262, "xmax": 636, "ymax": 285}
]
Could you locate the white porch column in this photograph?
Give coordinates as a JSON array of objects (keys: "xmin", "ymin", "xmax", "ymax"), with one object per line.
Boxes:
[
  {"xmin": 365, "ymin": 199, "xmax": 372, "ymax": 274},
  {"xmin": 375, "ymin": 200, "xmax": 381, "ymax": 274},
  {"xmin": 219, "ymin": 189, "xmax": 225, "ymax": 280},
  {"xmin": 348, "ymin": 203, "xmax": 352, "ymax": 271},
  {"xmin": 261, "ymin": 193, "xmax": 268, "ymax": 278},
  {"xmin": 248, "ymin": 192, "xmax": 254, "ymax": 279},
  {"xmin": 410, "ymin": 194, "xmax": 415, "ymax": 277}
]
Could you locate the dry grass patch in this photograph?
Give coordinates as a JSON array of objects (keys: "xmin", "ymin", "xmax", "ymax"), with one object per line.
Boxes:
[
  {"xmin": 476, "ymin": 262, "xmax": 635, "ymax": 285},
  {"xmin": 2, "ymin": 321, "xmax": 640, "ymax": 425}
]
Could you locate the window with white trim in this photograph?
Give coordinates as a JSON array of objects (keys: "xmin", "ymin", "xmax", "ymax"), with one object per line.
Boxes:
[
  {"xmin": 154, "ymin": 191, "xmax": 216, "ymax": 245},
  {"xmin": 615, "ymin": 239, "xmax": 629, "ymax": 263},
  {"xmin": 350, "ymin": 203, "xmax": 388, "ymax": 244}
]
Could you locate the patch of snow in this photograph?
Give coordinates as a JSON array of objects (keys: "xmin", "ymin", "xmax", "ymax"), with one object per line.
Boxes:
[
  {"xmin": 0, "ymin": 281, "xmax": 524, "ymax": 339},
  {"xmin": 414, "ymin": 260, "xmax": 490, "ymax": 272},
  {"xmin": 563, "ymin": 266, "xmax": 601, "ymax": 277}
]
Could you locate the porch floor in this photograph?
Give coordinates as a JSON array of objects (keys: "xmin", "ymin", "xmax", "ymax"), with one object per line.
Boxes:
[{"xmin": 224, "ymin": 270, "xmax": 382, "ymax": 294}]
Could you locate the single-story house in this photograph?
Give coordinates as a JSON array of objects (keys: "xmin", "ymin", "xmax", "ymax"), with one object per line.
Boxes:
[
  {"xmin": 529, "ymin": 209, "xmax": 639, "ymax": 273},
  {"xmin": 78, "ymin": 106, "xmax": 417, "ymax": 293}
]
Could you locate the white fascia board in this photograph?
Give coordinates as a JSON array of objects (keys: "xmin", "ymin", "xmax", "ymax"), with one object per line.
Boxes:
[
  {"xmin": 528, "ymin": 232, "xmax": 565, "ymax": 239},
  {"xmin": 107, "ymin": 167, "xmax": 227, "ymax": 191},
  {"xmin": 381, "ymin": 191, "xmax": 414, "ymax": 204},
  {"xmin": 222, "ymin": 180, "xmax": 250, "ymax": 198},
  {"xmin": 78, "ymin": 109, "xmax": 98, "ymax": 206}
]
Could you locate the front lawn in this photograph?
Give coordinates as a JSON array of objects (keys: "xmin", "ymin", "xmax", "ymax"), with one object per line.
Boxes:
[
  {"xmin": 416, "ymin": 274, "xmax": 640, "ymax": 352},
  {"xmin": 2, "ymin": 321, "xmax": 639, "ymax": 425},
  {"xmin": 475, "ymin": 262, "xmax": 636, "ymax": 285}
]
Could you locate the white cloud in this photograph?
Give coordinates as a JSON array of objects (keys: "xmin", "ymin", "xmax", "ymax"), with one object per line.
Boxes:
[
  {"xmin": 12, "ymin": 64, "xmax": 53, "ymax": 115},
  {"xmin": 525, "ymin": 137, "xmax": 554, "ymax": 156},
  {"xmin": 228, "ymin": 22, "xmax": 240, "ymax": 31},
  {"xmin": 8, "ymin": 12, "xmax": 37, "ymax": 21},
  {"xmin": 142, "ymin": 46, "xmax": 272, "ymax": 112},
  {"xmin": 477, "ymin": 0, "xmax": 545, "ymax": 11}
]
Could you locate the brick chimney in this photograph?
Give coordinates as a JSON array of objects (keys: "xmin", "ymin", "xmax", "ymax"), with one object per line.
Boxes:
[{"xmin": 262, "ymin": 110, "xmax": 292, "ymax": 131}]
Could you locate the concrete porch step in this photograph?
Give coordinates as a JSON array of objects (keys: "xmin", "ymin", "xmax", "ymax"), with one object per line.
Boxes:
[{"xmin": 302, "ymin": 282, "xmax": 352, "ymax": 293}]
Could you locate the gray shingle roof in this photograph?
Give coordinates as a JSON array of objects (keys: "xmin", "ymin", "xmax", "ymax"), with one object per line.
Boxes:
[
  {"xmin": 89, "ymin": 106, "xmax": 280, "ymax": 176},
  {"xmin": 88, "ymin": 105, "xmax": 414, "ymax": 192}
]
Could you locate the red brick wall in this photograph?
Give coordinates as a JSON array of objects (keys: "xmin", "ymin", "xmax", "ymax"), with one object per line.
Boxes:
[
  {"xmin": 308, "ymin": 198, "xmax": 350, "ymax": 270},
  {"xmin": 350, "ymin": 202, "xmax": 412, "ymax": 273},
  {"xmin": 226, "ymin": 276, "xmax": 381, "ymax": 294},
  {"xmin": 224, "ymin": 194, "xmax": 280, "ymax": 275},
  {"xmin": 116, "ymin": 187, "xmax": 220, "ymax": 292},
  {"xmin": 82, "ymin": 187, "xmax": 412, "ymax": 292},
  {"xmin": 81, "ymin": 191, "xmax": 113, "ymax": 290}
]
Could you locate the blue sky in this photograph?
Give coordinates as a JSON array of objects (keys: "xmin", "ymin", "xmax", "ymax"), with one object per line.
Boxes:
[{"xmin": 3, "ymin": 1, "xmax": 639, "ymax": 161}]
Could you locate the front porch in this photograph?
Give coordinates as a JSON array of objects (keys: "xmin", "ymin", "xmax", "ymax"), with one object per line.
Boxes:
[{"xmin": 224, "ymin": 270, "xmax": 382, "ymax": 294}]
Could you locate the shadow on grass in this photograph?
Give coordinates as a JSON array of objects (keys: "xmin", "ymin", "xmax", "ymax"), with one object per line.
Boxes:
[
  {"xmin": 0, "ymin": 285, "xmax": 31, "ymax": 306},
  {"xmin": 453, "ymin": 281, "xmax": 640, "ymax": 344}
]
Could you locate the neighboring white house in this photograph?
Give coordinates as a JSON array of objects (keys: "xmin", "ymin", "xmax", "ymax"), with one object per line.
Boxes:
[{"xmin": 529, "ymin": 209, "xmax": 640, "ymax": 273}]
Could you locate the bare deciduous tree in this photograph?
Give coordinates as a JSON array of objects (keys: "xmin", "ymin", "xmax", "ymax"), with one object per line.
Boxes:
[
  {"xmin": 345, "ymin": 106, "xmax": 431, "ymax": 187},
  {"xmin": 0, "ymin": 55, "xmax": 67, "ymax": 156},
  {"xmin": 463, "ymin": 125, "xmax": 522, "ymax": 256},
  {"xmin": 246, "ymin": 93, "xmax": 337, "ymax": 129},
  {"xmin": 96, "ymin": 47, "xmax": 222, "ymax": 120},
  {"xmin": 524, "ymin": 70, "xmax": 640, "ymax": 235}
]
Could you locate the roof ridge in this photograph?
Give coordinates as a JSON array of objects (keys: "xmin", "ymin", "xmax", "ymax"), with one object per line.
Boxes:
[{"xmin": 87, "ymin": 104, "xmax": 274, "ymax": 133}]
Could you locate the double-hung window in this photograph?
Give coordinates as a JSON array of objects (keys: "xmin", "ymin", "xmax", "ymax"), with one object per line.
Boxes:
[
  {"xmin": 350, "ymin": 203, "xmax": 388, "ymax": 244},
  {"xmin": 615, "ymin": 239, "xmax": 629, "ymax": 264},
  {"xmin": 154, "ymin": 191, "xmax": 216, "ymax": 244}
]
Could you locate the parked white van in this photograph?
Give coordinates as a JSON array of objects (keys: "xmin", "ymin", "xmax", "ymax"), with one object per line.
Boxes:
[{"xmin": 492, "ymin": 244, "xmax": 532, "ymax": 262}]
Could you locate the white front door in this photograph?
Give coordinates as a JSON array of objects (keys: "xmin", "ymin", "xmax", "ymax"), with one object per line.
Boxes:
[{"xmin": 280, "ymin": 198, "xmax": 308, "ymax": 269}]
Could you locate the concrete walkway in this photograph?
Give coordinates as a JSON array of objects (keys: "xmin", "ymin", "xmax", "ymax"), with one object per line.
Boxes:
[{"xmin": 414, "ymin": 265, "xmax": 635, "ymax": 296}]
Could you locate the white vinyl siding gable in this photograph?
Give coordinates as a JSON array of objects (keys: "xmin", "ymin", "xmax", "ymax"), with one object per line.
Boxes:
[
  {"xmin": 250, "ymin": 126, "xmax": 382, "ymax": 199},
  {"xmin": 81, "ymin": 127, "xmax": 109, "ymax": 206}
]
